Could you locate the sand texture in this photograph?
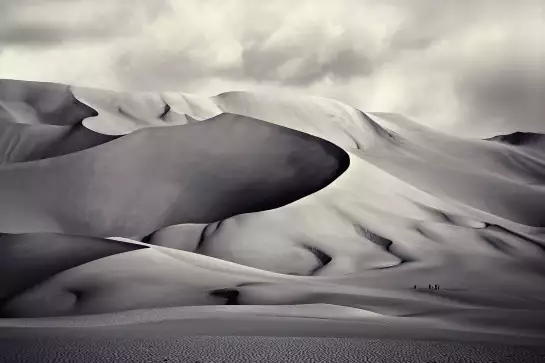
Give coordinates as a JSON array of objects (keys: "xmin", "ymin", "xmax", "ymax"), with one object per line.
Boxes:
[{"xmin": 1, "ymin": 80, "xmax": 545, "ymax": 357}]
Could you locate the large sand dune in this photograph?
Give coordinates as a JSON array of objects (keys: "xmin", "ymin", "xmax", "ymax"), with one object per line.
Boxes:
[{"xmin": 1, "ymin": 79, "xmax": 544, "ymax": 347}]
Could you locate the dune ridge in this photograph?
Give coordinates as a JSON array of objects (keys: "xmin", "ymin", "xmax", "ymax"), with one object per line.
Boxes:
[{"xmin": 1, "ymin": 79, "xmax": 544, "ymax": 345}]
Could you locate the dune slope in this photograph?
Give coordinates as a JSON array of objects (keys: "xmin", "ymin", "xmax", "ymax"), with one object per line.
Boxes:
[
  {"xmin": 0, "ymin": 79, "xmax": 544, "ymax": 346},
  {"xmin": 0, "ymin": 110, "xmax": 349, "ymax": 237}
]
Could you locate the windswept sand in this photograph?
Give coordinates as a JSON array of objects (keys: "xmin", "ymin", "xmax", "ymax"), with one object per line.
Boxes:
[{"xmin": 1, "ymin": 79, "xmax": 544, "ymax": 352}]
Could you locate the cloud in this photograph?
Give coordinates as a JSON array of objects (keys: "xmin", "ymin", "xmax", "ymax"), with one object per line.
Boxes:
[
  {"xmin": 0, "ymin": 26, "xmax": 68, "ymax": 46},
  {"xmin": 456, "ymin": 42, "xmax": 545, "ymax": 137},
  {"xmin": 109, "ymin": 0, "xmax": 394, "ymax": 90},
  {"xmin": 0, "ymin": 0, "xmax": 168, "ymax": 46},
  {"xmin": 0, "ymin": 0, "xmax": 543, "ymax": 135},
  {"xmin": 238, "ymin": 38, "xmax": 374, "ymax": 85}
]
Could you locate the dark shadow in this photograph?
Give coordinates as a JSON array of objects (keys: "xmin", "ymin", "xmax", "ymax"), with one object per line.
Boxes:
[{"xmin": 0, "ymin": 233, "xmax": 146, "ymax": 317}]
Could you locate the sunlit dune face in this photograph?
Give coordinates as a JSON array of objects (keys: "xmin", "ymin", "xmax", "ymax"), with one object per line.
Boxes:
[
  {"xmin": 144, "ymin": 217, "xmax": 327, "ymax": 276},
  {"xmin": 196, "ymin": 218, "xmax": 326, "ymax": 276}
]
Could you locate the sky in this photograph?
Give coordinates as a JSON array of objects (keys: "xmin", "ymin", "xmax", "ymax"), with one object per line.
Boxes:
[{"xmin": 0, "ymin": 0, "xmax": 543, "ymax": 136}]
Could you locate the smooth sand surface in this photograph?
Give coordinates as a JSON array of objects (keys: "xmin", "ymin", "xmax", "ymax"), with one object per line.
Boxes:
[
  {"xmin": 1, "ymin": 79, "xmax": 545, "ymax": 354},
  {"xmin": 0, "ymin": 112, "xmax": 349, "ymax": 237},
  {"xmin": 0, "ymin": 233, "xmax": 146, "ymax": 316}
]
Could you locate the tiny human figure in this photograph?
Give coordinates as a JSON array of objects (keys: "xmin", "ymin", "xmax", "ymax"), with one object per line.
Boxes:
[
  {"xmin": 414, "ymin": 285, "xmax": 417, "ymax": 289},
  {"xmin": 434, "ymin": 284, "xmax": 440, "ymax": 290}
]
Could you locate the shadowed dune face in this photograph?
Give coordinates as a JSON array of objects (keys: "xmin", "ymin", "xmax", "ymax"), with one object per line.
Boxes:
[
  {"xmin": 0, "ymin": 122, "xmax": 117, "ymax": 163},
  {"xmin": 0, "ymin": 79, "xmax": 116, "ymax": 163},
  {"xmin": 1, "ymin": 80, "xmax": 545, "ymax": 344},
  {"xmin": 0, "ymin": 233, "xmax": 146, "ymax": 318},
  {"xmin": 486, "ymin": 131, "xmax": 545, "ymax": 153},
  {"xmin": 0, "ymin": 111, "xmax": 349, "ymax": 237},
  {"xmin": 0, "ymin": 79, "xmax": 97, "ymax": 126}
]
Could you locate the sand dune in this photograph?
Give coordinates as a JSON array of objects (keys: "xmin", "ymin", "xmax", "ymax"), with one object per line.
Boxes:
[
  {"xmin": 487, "ymin": 131, "xmax": 545, "ymax": 149},
  {"xmin": 0, "ymin": 80, "xmax": 113, "ymax": 163},
  {"xmin": 0, "ymin": 110, "xmax": 349, "ymax": 237},
  {"xmin": 0, "ymin": 121, "xmax": 117, "ymax": 163},
  {"xmin": 1, "ymin": 79, "xmax": 544, "ymax": 346},
  {"xmin": 0, "ymin": 233, "xmax": 146, "ymax": 317},
  {"xmin": 0, "ymin": 79, "xmax": 97, "ymax": 127}
]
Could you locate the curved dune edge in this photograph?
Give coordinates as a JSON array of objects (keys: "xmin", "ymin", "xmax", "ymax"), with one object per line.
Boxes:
[
  {"xmin": 0, "ymin": 79, "xmax": 97, "ymax": 127},
  {"xmin": 0, "ymin": 233, "xmax": 146, "ymax": 308},
  {"xmin": 0, "ymin": 80, "xmax": 114, "ymax": 163},
  {"xmin": 69, "ymin": 82, "xmax": 545, "ymax": 227},
  {"xmin": 0, "ymin": 121, "xmax": 117, "ymax": 163},
  {"xmin": 5, "ymin": 79, "xmax": 545, "ymax": 226},
  {"xmin": 0, "ymin": 112, "xmax": 350, "ymax": 238}
]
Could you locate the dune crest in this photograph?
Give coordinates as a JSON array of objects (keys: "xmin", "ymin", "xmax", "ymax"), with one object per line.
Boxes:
[{"xmin": 1, "ymin": 79, "xmax": 544, "ymax": 345}]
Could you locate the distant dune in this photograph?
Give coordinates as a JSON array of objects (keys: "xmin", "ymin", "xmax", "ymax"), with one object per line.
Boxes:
[
  {"xmin": 1, "ymin": 79, "xmax": 544, "ymax": 348},
  {"xmin": 486, "ymin": 131, "xmax": 545, "ymax": 150}
]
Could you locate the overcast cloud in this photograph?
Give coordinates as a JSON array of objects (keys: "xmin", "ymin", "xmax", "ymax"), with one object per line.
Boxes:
[{"xmin": 0, "ymin": 0, "xmax": 543, "ymax": 136}]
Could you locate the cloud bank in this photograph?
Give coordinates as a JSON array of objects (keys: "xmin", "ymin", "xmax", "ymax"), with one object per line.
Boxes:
[{"xmin": 0, "ymin": 0, "xmax": 543, "ymax": 136}]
